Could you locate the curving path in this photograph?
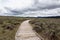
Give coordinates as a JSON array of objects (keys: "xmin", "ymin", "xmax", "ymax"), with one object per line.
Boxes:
[{"xmin": 15, "ymin": 20, "xmax": 42, "ymax": 40}]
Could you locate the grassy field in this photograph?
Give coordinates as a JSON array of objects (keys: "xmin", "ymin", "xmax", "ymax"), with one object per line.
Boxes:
[
  {"xmin": 0, "ymin": 16, "xmax": 60, "ymax": 40},
  {"xmin": 0, "ymin": 16, "xmax": 31, "ymax": 40},
  {"xmin": 29, "ymin": 18, "xmax": 60, "ymax": 40}
]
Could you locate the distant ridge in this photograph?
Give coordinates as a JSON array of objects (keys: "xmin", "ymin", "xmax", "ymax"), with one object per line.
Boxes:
[{"xmin": 37, "ymin": 16, "xmax": 60, "ymax": 18}]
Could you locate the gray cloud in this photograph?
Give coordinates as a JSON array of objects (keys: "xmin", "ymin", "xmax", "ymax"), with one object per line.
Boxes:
[{"xmin": 0, "ymin": 0, "xmax": 60, "ymax": 17}]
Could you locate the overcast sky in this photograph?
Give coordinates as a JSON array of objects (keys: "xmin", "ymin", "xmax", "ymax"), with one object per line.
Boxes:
[{"xmin": 0, "ymin": 0, "xmax": 60, "ymax": 17}]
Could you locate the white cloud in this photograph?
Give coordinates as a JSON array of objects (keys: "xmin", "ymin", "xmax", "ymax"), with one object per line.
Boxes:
[
  {"xmin": 0, "ymin": 0, "xmax": 60, "ymax": 17},
  {"xmin": 3, "ymin": 0, "xmax": 34, "ymax": 9}
]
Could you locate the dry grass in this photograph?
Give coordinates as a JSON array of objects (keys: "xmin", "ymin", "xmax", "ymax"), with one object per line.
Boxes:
[
  {"xmin": 0, "ymin": 16, "xmax": 60, "ymax": 40},
  {"xmin": 0, "ymin": 16, "xmax": 30, "ymax": 40},
  {"xmin": 29, "ymin": 18, "xmax": 60, "ymax": 40}
]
